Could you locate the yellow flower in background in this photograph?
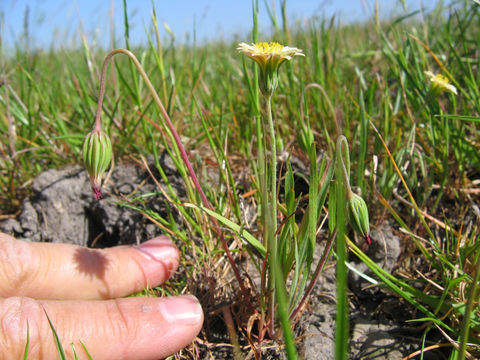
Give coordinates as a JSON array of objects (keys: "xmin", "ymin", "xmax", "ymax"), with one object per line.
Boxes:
[
  {"xmin": 424, "ymin": 70, "xmax": 458, "ymax": 95},
  {"xmin": 237, "ymin": 42, "xmax": 304, "ymax": 96}
]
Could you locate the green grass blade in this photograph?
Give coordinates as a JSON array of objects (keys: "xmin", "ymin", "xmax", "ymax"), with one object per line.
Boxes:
[
  {"xmin": 357, "ymin": 88, "xmax": 368, "ymax": 194},
  {"xmin": 22, "ymin": 322, "xmax": 29, "ymax": 360},
  {"xmin": 80, "ymin": 341, "xmax": 94, "ymax": 360},
  {"xmin": 334, "ymin": 136, "xmax": 349, "ymax": 360},
  {"xmin": 44, "ymin": 310, "xmax": 67, "ymax": 360},
  {"xmin": 457, "ymin": 250, "xmax": 480, "ymax": 360},
  {"xmin": 442, "ymin": 114, "xmax": 480, "ymax": 122},
  {"xmin": 273, "ymin": 252, "xmax": 298, "ymax": 359},
  {"xmin": 189, "ymin": 204, "xmax": 266, "ymax": 257}
]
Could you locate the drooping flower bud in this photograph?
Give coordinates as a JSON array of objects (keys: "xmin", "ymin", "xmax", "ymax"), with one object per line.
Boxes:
[
  {"xmin": 83, "ymin": 129, "xmax": 112, "ymax": 200},
  {"xmin": 347, "ymin": 191, "xmax": 370, "ymax": 242}
]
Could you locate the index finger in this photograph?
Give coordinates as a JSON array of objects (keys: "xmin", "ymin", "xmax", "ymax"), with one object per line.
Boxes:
[{"xmin": 0, "ymin": 233, "xmax": 179, "ymax": 300}]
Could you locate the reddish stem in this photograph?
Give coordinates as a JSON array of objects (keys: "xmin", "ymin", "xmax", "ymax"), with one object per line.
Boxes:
[{"xmin": 93, "ymin": 49, "xmax": 252, "ymax": 306}]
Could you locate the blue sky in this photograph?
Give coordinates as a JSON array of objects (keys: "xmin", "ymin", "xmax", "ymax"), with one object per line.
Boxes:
[{"xmin": 2, "ymin": 0, "xmax": 440, "ymax": 49}]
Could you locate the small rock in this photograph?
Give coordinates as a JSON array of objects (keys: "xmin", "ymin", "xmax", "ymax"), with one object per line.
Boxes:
[
  {"xmin": 18, "ymin": 200, "xmax": 39, "ymax": 235},
  {"xmin": 30, "ymin": 166, "xmax": 91, "ymax": 246},
  {"xmin": 0, "ymin": 155, "xmax": 183, "ymax": 248},
  {"xmin": 0, "ymin": 218, "xmax": 23, "ymax": 236}
]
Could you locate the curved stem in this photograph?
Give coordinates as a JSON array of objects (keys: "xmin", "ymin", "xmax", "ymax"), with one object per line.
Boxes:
[
  {"xmin": 93, "ymin": 49, "xmax": 250, "ymax": 302},
  {"xmin": 299, "ymin": 83, "xmax": 336, "ymax": 153}
]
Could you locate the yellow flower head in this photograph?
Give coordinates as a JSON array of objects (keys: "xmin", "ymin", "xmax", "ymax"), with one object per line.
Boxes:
[
  {"xmin": 237, "ymin": 42, "xmax": 304, "ymax": 65},
  {"xmin": 424, "ymin": 70, "xmax": 457, "ymax": 95},
  {"xmin": 237, "ymin": 42, "xmax": 304, "ymax": 95}
]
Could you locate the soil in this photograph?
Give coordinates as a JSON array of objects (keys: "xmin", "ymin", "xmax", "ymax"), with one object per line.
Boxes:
[{"xmin": 1, "ymin": 158, "xmax": 448, "ymax": 359}]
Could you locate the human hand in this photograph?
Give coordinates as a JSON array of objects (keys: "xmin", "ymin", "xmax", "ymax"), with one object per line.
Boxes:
[{"xmin": 0, "ymin": 232, "xmax": 203, "ymax": 359}]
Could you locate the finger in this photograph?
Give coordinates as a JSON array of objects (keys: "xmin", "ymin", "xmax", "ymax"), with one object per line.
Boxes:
[
  {"xmin": 0, "ymin": 233, "xmax": 179, "ymax": 299},
  {"xmin": 0, "ymin": 295, "xmax": 203, "ymax": 360}
]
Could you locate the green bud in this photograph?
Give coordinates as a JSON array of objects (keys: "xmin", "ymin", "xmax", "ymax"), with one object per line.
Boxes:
[
  {"xmin": 297, "ymin": 125, "xmax": 314, "ymax": 153},
  {"xmin": 347, "ymin": 191, "xmax": 370, "ymax": 239},
  {"xmin": 83, "ymin": 129, "xmax": 112, "ymax": 199}
]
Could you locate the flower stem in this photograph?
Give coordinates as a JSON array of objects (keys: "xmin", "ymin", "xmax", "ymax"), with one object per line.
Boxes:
[
  {"xmin": 262, "ymin": 93, "xmax": 276, "ymax": 336},
  {"xmin": 264, "ymin": 94, "xmax": 298, "ymax": 357},
  {"xmin": 94, "ymin": 49, "xmax": 250, "ymax": 303},
  {"xmin": 265, "ymin": 94, "xmax": 277, "ymax": 251}
]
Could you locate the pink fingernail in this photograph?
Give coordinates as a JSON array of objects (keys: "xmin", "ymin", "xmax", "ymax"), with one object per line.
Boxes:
[
  {"xmin": 135, "ymin": 237, "xmax": 178, "ymax": 275},
  {"xmin": 158, "ymin": 295, "xmax": 203, "ymax": 325},
  {"xmin": 135, "ymin": 236, "xmax": 176, "ymax": 261}
]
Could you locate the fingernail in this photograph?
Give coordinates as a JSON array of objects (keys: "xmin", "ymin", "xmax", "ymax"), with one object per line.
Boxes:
[
  {"xmin": 135, "ymin": 237, "xmax": 179, "ymax": 275},
  {"xmin": 158, "ymin": 295, "xmax": 203, "ymax": 325},
  {"xmin": 135, "ymin": 236, "xmax": 176, "ymax": 262}
]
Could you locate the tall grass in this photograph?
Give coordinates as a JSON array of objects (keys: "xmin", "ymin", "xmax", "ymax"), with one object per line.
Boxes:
[{"xmin": 1, "ymin": 0, "xmax": 479, "ymax": 359}]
